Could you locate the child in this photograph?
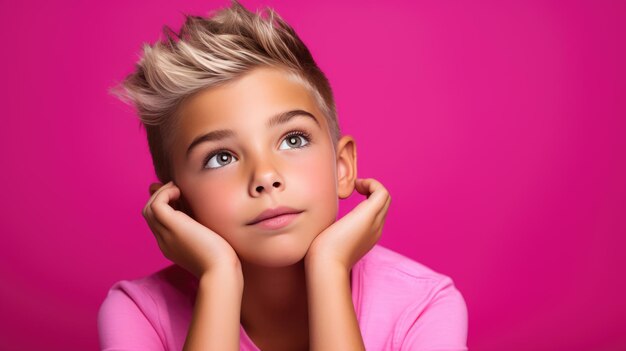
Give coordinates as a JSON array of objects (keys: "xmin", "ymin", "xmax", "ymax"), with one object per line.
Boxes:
[{"xmin": 98, "ymin": 1, "xmax": 468, "ymax": 350}]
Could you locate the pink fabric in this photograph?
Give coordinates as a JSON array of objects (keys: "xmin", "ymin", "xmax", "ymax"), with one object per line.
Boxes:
[{"xmin": 98, "ymin": 244, "xmax": 468, "ymax": 350}]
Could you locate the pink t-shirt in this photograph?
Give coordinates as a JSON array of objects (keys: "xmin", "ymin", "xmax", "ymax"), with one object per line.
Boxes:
[{"xmin": 98, "ymin": 244, "xmax": 468, "ymax": 350}]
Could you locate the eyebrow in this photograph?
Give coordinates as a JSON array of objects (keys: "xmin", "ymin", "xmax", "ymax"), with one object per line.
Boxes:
[{"xmin": 186, "ymin": 109, "xmax": 320, "ymax": 159}]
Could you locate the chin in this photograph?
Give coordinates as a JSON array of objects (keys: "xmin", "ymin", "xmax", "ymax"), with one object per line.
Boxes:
[{"xmin": 241, "ymin": 234, "xmax": 312, "ymax": 268}]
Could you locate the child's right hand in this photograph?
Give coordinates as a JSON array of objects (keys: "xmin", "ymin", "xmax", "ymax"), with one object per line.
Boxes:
[{"xmin": 142, "ymin": 181, "xmax": 242, "ymax": 280}]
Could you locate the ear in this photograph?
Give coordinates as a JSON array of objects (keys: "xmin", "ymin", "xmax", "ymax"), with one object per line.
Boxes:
[{"xmin": 335, "ymin": 135, "xmax": 358, "ymax": 199}]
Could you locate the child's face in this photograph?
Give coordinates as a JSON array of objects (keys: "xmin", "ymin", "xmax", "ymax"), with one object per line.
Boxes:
[{"xmin": 170, "ymin": 66, "xmax": 347, "ymax": 267}]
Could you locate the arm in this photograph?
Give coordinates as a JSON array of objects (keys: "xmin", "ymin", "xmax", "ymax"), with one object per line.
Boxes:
[
  {"xmin": 305, "ymin": 178, "xmax": 391, "ymax": 351},
  {"xmin": 143, "ymin": 182, "xmax": 245, "ymax": 350},
  {"xmin": 183, "ymin": 265, "xmax": 244, "ymax": 351},
  {"xmin": 305, "ymin": 259, "xmax": 365, "ymax": 351}
]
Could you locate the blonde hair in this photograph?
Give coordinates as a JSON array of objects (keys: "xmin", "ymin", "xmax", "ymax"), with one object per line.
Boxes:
[{"xmin": 109, "ymin": 0, "xmax": 341, "ymax": 183}]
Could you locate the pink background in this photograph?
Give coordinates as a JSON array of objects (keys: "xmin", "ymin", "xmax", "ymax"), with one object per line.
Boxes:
[{"xmin": 1, "ymin": 0, "xmax": 625, "ymax": 350}]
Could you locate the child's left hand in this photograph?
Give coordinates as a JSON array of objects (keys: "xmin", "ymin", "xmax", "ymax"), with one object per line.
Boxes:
[{"xmin": 305, "ymin": 178, "xmax": 391, "ymax": 271}]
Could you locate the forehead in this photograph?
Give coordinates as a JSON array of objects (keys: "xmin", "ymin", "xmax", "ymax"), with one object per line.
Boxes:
[{"xmin": 174, "ymin": 67, "xmax": 328, "ymax": 145}]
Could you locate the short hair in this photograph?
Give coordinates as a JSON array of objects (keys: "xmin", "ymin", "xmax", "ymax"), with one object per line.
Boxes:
[{"xmin": 109, "ymin": 0, "xmax": 341, "ymax": 184}]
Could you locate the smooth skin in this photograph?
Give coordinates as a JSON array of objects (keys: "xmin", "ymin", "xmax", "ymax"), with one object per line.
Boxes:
[
  {"xmin": 144, "ymin": 182, "xmax": 244, "ymax": 350},
  {"xmin": 142, "ymin": 66, "xmax": 390, "ymax": 351}
]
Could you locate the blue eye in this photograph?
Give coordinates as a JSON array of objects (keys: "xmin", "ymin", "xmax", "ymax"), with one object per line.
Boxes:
[
  {"xmin": 204, "ymin": 151, "xmax": 238, "ymax": 169},
  {"xmin": 279, "ymin": 132, "xmax": 310, "ymax": 150}
]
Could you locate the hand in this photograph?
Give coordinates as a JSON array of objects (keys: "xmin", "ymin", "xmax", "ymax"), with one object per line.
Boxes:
[
  {"xmin": 305, "ymin": 178, "xmax": 391, "ymax": 271},
  {"xmin": 143, "ymin": 181, "xmax": 242, "ymax": 279}
]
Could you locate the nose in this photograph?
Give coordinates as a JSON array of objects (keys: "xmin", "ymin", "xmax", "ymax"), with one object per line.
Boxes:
[{"xmin": 249, "ymin": 161, "xmax": 285, "ymax": 197}]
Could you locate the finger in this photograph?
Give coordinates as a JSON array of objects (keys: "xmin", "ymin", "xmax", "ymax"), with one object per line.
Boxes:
[
  {"xmin": 142, "ymin": 200, "xmax": 173, "ymax": 257},
  {"xmin": 151, "ymin": 183, "xmax": 183, "ymax": 230},
  {"xmin": 144, "ymin": 181, "xmax": 173, "ymax": 217},
  {"xmin": 144, "ymin": 181, "xmax": 175, "ymax": 216},
  {"xmin": 143, "ymin": 192, "xmax": 172, "ymax": 239},
  {"xmin": 375, "ymin": 193, "xmax": 391, "ymax": 227},
  {"xmin": 144, "ymin": 204, "xmax": 170, "ymax": 236},
  {"xmin": 355, "ymin": 178, "xmax": 388, "ymax": 209},
  {"xmin": 368, "ymin": 195, "xmax": 390, "ymax": 244},
  {"xmin": 348, "ymin": 179, "xmax": 386, "ymax": 219},
  {"xmin": 149, "ymin": 182, "xmax": 164, "ymax": 196},
  {"xmin": 355, "ymin": 178, "xmax": 384, "ymax": 199},
  {"xmin": 360, "ymin": 178, "xmax": 390, "ymax": 227},
  {"xmin": 354, "ymin": 178, "xmax": 373, "ymax": 196},
  {"xmin": 144, "ymin": 215, "xmax": 170, "ymax": 257}
]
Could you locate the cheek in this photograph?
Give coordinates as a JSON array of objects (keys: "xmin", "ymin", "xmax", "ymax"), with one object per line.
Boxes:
[
  {"xmin": 291, "ymin": 149, "xmax": 338, "ymax": 218},
  {"xmin": 186, "ymin": 181, "xmax": 240, "ymax": 234}
]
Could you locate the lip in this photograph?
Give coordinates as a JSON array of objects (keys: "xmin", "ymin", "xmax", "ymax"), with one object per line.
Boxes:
[
  {"xmin": 247, "ymin": 206, "xmax": 304, "ymax": 226},
  {"xmin": 250, "ymin": 212, "xmax": 302, "ymax": 230}
]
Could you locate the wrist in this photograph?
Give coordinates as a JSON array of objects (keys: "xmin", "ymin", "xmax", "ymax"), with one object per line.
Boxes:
[
  {"xmin": 305, "ymin": 253, "xmax": 348, "ymax": 275},
  {"xmin": 200, "ymin": 263, "xmax": 244, "ymax": 290}
]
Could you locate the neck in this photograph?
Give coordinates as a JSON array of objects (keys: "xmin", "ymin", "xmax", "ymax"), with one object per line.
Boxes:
[{"xmin": 240, "ymin": 258, "xmax": 309, "ymax": 330}]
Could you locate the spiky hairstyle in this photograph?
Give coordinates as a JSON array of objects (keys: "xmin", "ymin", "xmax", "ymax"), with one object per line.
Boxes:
[{"xmin": 110, "ymin": 0, "xmax": 340, "ymax": 183}]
